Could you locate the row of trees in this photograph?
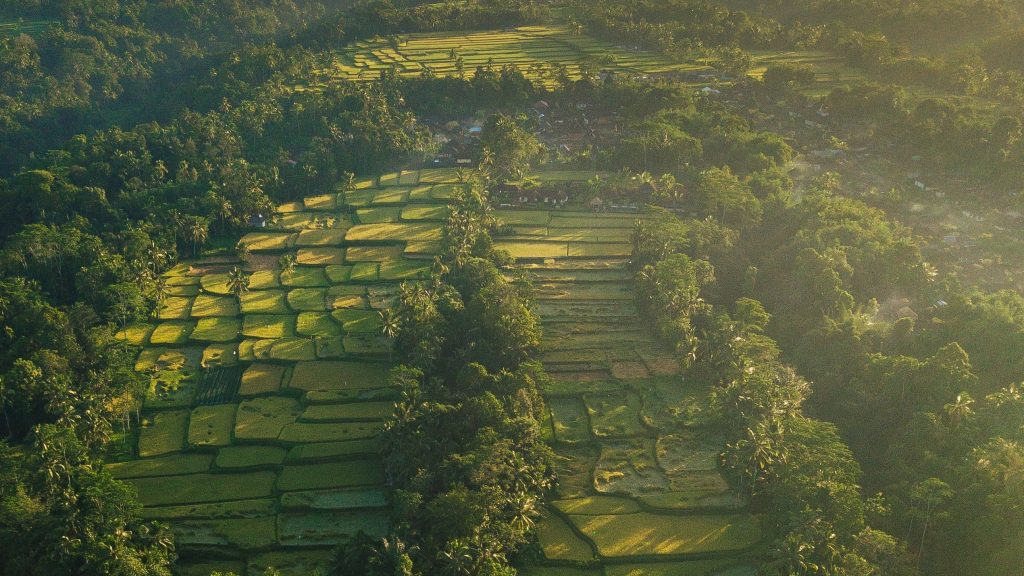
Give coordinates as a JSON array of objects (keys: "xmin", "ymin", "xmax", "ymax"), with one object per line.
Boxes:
[{"xmin": 336, "ymin": 177, "xmax": 553, "ymax": 575}]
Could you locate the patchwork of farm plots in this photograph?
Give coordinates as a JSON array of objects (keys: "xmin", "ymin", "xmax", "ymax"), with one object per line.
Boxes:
[
  {"xmin": 306, "ymin": 26, "xmax": 704, "ymax": 88},
  {"xmin": 0, "ymin": 18, "xmax": 55, "ymax": 37},
  {"xmin": 501, "ymin": 205, "xmax": 762, "ymax": 573},
  {"xmin": 115, "ymin": 167, "xmax": 758, "ymax": 574}
]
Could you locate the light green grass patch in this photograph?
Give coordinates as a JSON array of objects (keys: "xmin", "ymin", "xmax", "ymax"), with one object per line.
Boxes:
[
  {"xmin": 116, "ymin": 324, "xmax": 154, "ymax": 346},
  {"xmin": 356, "ymin": 207, "xmax": 403, "ymax": 224},
  {"xmin": 190, "ymin": 317, "xmax": 241, "ymax": 342},
  {"xmin": 552, "ymin": 495, "xmax": 640, "ymax": 515},
  {"xmin": 279, "ymin": 421, "xmax": 384, "ymax": 443},
  {"xmin": 190, "ymin": 295, "xmax": 239, "ymax": 318},
  {"xmin": 304, "ymin": 193, "xmax": 337, "ymax": 211},
  {"xmin": 296, "ymin": 312, "xmax": 344, "ymax": 337},
  {"xmin": 345, "ymin": 222, "xmax": 441, "ymax": 242},
  {"xmin": 277, "ymin": 460, "xmax": 385, "ymax": 492},
  {"xmin": 345, "ymin": 245, "xmax": 405, "ymax": 262},
  {"xmin": 537, "ymin": 510, "xmax": 595, "ymax": 561},
  {"xmin": 242, "ymin": 314, "xmax": 297, "ymax": 339},
  {"xmin": 149, "ymin": 321, "xmax": 196, "ymax": 345},
  {"xmin": 202, "ymin": 342, "xmax": 239, "ymax": 367},
  {"xmin": 400, "ymin": 205, "xmax": 448, "ymax": 221},
  {"xmin": 331, "ymin": 309, "xmax": 382, "ymax": 334},
  {"xmin": 138, "ymin": 410, "xmax": 189, "ymax": 457},
  {"xmin": 495, "ymin": 241, "xmax": 567, "ymax": 259},
  {"xmin": 188, "ymin": 404, "xmax": 237, "ymax": 447},
  {"xmin": 349, "ymin": 262, "xmax": 380, "ymax": 282},
  {"xmin": 238, "ymin": 232, "xmax": 296, "ymax": 252},
  {"xmin": 567, "ymin": 242, "xmax": 632, "ymax": 258},
  {"xmin": 548, "ymin": 397, "xmax": 591, "ymax": 443},
  {"xmin": 129, "ymin": 471, "xmax": 277, "ymax": 506},
  {"xmin": 239, "ymin": 363, "xmax": 287, "ymax": 396},
  {"xmin": 168, "ymin": 516, "xmax": 278, "ymax": 550},
  {"xmin": 585, "ymin": 391, "xmax": 645, "ymax": 438},
  {"xmin": 343, "ymin": 334, "xmax": 388, "ymax": 355},
  {"xmin": 288, "ymin": 361, "xmax": 390, "ymax": 391},
  {"xmin": 567, "ymin": 512, "xmax": 760, "ymax": 557},
  {"xmin": 297, "ymin": 247, "xmax": 345, "ymax": 266},
  {"xmin": 296, "ymin": 229, "xmax": 346, "ymax": 246},
  {"xmin": 379, "ymin": 260, "xmax": 431, "ymax": 281},
  {"xmin": 322, "ymin": 266, "xmax": 352, "ymax": 285},
  {"xmin": 280, "ymin": 487, "xmax": 387, "ymax": 510},
  {"xmin": 157, "ymin": 296, "xmax": 193, "ymax": 320},
  {"xmin": 276, "ymin": 510, "xmax": 388, "ymax": 546},
  {"xmin": 269, "ymin": 337, "xmax": 317, "ymax": 361},
  {"xmin": 107, "ymin": 454, "xmax": 213, "ymax": 479},
  {"xmin": 288, "ymin": 288, "xmax": 328, "ymax": 311},
  {"xmin": 240, "ymin": 289, "xmax": 290, "ymax": 314},
  {"xmin": 299, "ymin": 402, "xmax": 393, "ymax": 422},
  {"xmin": 604, "ymin": 561, "xmax": 744, "ymax": 576},
  {"xmin": 215, "ymin": 446, "xmax": 287, "ymax": 469},
  {"xmin": 285, "ymin": 439, "xmax": 379, "ymax": 462},
  {"xmin": 247, "ymin": 269, "xmax": 280, "ymax": 290},
  {"xmin": 234, "ymin": 397, "xmax": 302, "ymax": 441},
  {"xmin": 497, "ymin": 210, "xmax": 551, "ymax": 226},
  {"xmin": 280, "ymin": 266, "xmax": 329, "ymax": 287}
]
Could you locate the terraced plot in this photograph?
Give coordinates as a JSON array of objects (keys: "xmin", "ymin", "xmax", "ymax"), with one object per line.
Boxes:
[
  {"xmin": 499, "ymin": 202, "xmax": 762, "ymax": 574},
  {"xmin": 305, "ymin": 26, "xmax": 706, "ymax": 88},
  {"xmin": 115, "ymin": 168, "xmax": 759, "ymax": 574}
]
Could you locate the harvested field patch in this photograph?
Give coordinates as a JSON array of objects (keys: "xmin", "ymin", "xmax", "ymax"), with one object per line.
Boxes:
[
  {"xmin": 299, "ymin": 401, "xmax": 393, "ymax": 422},
  {"xmin": 269, "ymin": 337, "xmax": 317, "ymax": 361},
  {"xmin": 585, "ymin": 391, "xmax": 645, "ymax": 438},
  {"xmin": 288, "ymin": 361, "xmax": 390, "ymax": 391},
  {"xmin": 594, "ymin": 438, "xmax": 669, "ymax": 496},
  {"xmin": 188, "ymin": 404, "xmax": 236, "ymax": 447},
  {"xmin": 280, "ymin": 488, "xmax": 387, "ymax": 510},
  {"xmin": 548, "ymin": 397, "xmax": 591, "ymax": 443},
  {"xmin": 276, "ymin": 510, "xmax": 388, "ymax": 546},
  {"xmin": 150, "ymin": 321, "xmax": 195, "ymax": 345}
]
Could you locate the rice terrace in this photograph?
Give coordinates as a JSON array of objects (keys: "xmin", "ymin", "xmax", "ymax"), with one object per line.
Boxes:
[
  {"xmin": 3, "ymin": 1, "xmax": 1022, "ymax": 575},
  {"xmin": 109, "ymin": 168, "xmax": 762, "ymax": 574}
]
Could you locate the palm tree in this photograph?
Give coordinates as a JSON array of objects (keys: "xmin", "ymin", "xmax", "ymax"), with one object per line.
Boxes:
[
  {"xmin": 227, "ymin": 266, "xmax": 250, "ymax": 299},
  {"xmin": 378, "ymin": 309, "xmax": 400, "ymax": 361},
  {"xmin": 151, "ymin": 276, "xmax": 169, "ymax": 317},
  {"xmin": 944, "ymin": 391, "xmax": 975, "ymax": 429},
  {"xmin": 0, "ymin": 378, "xmax": 10, "ymax": 436},
  {"xmin": 189, "ymin": 218, "xmax": 208, "ymax": 257},
  {"xmin": 278, "ymin": 253, "xmax": 296, "ymax": 276}
]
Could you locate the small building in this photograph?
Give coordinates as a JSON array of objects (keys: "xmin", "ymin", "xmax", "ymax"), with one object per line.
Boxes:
[{"xmin": 588, "ymin": 197, "xmax": 605, "ymax": 210}]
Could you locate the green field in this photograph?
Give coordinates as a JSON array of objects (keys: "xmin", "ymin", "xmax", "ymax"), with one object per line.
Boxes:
[
  {"xmin": 301, "ymin": 26, "xmax": 706, "ymax": 89},
  {"xmin": 114, "ymin": 168, "xmax": 759, "ymax": 573}
]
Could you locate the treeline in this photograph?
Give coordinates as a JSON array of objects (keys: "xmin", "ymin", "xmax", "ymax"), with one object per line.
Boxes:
[
  {"xmin": 336, "ymin": 176, "xmax": 553, "ymax": 575},
  {"xmin": 0, "ymin": 0, "xmax": 352, "ymax": 175},
  {"xmin": 631, "ymin": 165, "xmax": 1024, "ymax": 574}
]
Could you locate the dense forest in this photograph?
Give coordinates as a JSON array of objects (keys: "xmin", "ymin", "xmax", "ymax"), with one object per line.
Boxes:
[{"xmin": 0, "ymin": 1, "xmax": 1022, "ymax": 575}]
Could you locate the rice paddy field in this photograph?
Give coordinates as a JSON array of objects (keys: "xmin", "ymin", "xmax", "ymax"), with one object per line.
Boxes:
[
  {"xmin": 512, "ymin": 199, "xmax": 763, "ymax": 574},
  {"xmin": 0, "ymin": 18, "xmax": 56, "ymax": 37},
  {"xmin": 115, "ymin": 167, "xmax": 759, "ymax": 574},
  {"xmin": 302, "ymin": 25, "xmax": 706, "ymax": 88}
]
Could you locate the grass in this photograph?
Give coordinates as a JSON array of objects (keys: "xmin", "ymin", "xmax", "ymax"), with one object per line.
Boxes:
[
  {"xmin": 566, "ymin": 512, "xmax": 761, "ymax": 557},
  {"xmin": 276, "ymin": 510, "xmax": 388, "ymax": 546},
  {"xmin": 233, "ymin": 397, "xmax": 302, "ymax": 441},
  {"xmin": 188, "ymin": 404, "xmax": 237, "ymax": 448},
  {"xmin": 202, "ymin": 343, "xmax": 239, "ymax": 368},
  {"xmin": 287, "ymin": 361, "xmax": 390, "ymax": 391},
  {"xmin": 379, "ymin": 260, "xmax": 431, "ymax": 281},
  {"xmin": 585, "ymin": 391, "xmax": 645, "ymax": 438},
  {"xmin": 138, "ymin": 410, "xmax": 188, "ymax": 457},
  {"xmin": 190, "ymin": 317, "xmax": 241, "ymax": 342},
  {"xmin": 239, "ymin": 231, "xmax": 295, "ymax": 252},
  {"xmin": 117, "ymin": 323, "xmax": 154, "ymax": 346},
  {"xmin": 190, "ymin": 295, "xmax": 240, "ymax": 318},
  {"xmin": 157, "ymin": 296, "xmax": 194, "ymax": 320},
  {"xmin": 276, "ymin": 460, "xmax": 385, "ymax": 492},
  {"xmin": 279, "ymin": 487, "xmax": 387, "ymax": 510},
  {"xmin": 604, "ymin": 561, "xmax": 746, "ymax": 576},
  {"xmin": 279, "ymin": 421, "xmax": 384, "ymax": 443},
  {"xmin": 304, "ymin": 193, "xmax": 337, "ymax": 211},
  {"xmin": 345, "ymin": 245, "xmax": 406, "ymax": 262},
  {"xmin": 150, "ymin": 321, "xmax": 196, "ymax": 345},
  {"xmin": 285, "ymin": 439, "xmax": 379, "ymax": 462},
  {"xmin": 400, "ymin": 205, "xmax": 448, "ymax": 221},
  {"xmin": 356, "ymin": 207, "xmax": 402, "ymax": 224},
  {"xmin": 350, "ymin": 262, "xmax": 380, "ymax": 282},
  {"xmin": 311, "ymin": 26, "xmax": 700, "ymax": 88},
  {"xmin": 296, "ymin": 312, "xmax": 344, "ymax": 337},
  {"xmin": 330, "ymin": 310, "xmax": 381, "ymax": 334},
  {"xmin": 238, "ymin": 364, "xmax": 287, "ymax": 396},
  {"xmin": 242, "ymin": 314, "xmax": 297, "ymax": 339},
  {"xmin": 129, "ymin": 472, "xmax": 277, "ymax": 506},
  {"xmin": 345, "ymin": 222, "xmax": 442, "ymax": 242},
  {"xmin": 296, "ymin": 247, "xmax": 346, "ymax": 265},
  {"xmin": 548, "ymin": 397, "xmax": 591, "ymax": 443},
  {"xmin": 537, "ymin": 511, "xmax": 595, "ymax": 561},
  {"xmin": 240, "ymin": 289, "xmax": 290, "ymax": 314},
  {"xmin": 298, "ymin": 402, "xmax": 394, "ymax": 422},
  {"xmin": 280, "ymin": 266, "xmax": 329, "ymax": 287},
  {"xmin": 329, "ymin": 285, "xmax": 369, "ymax": 309},
  {"xmin": 269, "ymin": 337, "xmax": 318, "ymax": 360},
  {"xmin": 171, "ymin": 516, "xmax": 278, "ymax": 550},
  {"xmin": 215, "ymin": 446, "xmax": 287, "ymax": 469},
  {"xmin": 295, "ymin": 229, "xmax": 346, "ymax": 246},
  {"xmin": 496, "ymin": 241, "xmax": 568, "ymax": 259},
  {"xmin": 140, "ymin": 498, "xmax": 276, "ymax": 521},
  {"xmin": 107, "ymin": 454, "xmax": 214, "ymax": 479},
  {"xmin": 287, "ymin": 288, "xmax": 328, "ymax": 311},
  {"xmin": 552, "ymin": 495, "xmax": 640, "ymax": 515},
  {"xmin": 497, "ymin": 210, "xmax": 552, "ymax": 226},
  {"xmin": 326, "ymin": 264, "xmax": 354, "ymax": 283}
]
